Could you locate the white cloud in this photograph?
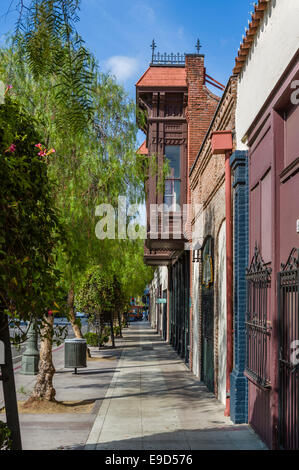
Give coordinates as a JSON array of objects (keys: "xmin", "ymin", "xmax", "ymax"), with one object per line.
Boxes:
[
  {"xmin": 105, "ymin": 56, "xmax": 139, "ymax": 82},
  {"xmin": 130, "ymin": 2, "xmax": 155, "ymax": 23},
  {"xmin": 178, "ymin": 27, "xmax": 184, "ymax": 40}
]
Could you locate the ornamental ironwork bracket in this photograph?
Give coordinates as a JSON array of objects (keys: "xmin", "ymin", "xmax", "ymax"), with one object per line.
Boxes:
[
  {"xmin": 280, "ymin": 248, "xmax": 299, "ymax": 272},
  {"xmin": 246, "ymin": 243, "xmax": 272, "ymax": 280}
]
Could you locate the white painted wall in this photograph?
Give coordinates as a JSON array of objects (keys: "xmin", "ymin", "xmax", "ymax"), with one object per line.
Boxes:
[
  {"xmin": 192, "ymin": 262, "xmax": 200, "ymax": 377},
  {"xmin": 161, "ymin": 267, "xmax": 168, "ymax": 291},
  {"xmin": 236, "ymin": 0, "xmax": 299, "ymax": 149},
  {"xmin": 218, "ymin": 222, "xmax": 227, "ymax": 405}
]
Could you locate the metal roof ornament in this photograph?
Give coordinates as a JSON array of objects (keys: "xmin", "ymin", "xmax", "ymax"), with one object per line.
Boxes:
[
  {"xmin": 196, "ymin": 38, "xmax": 202, "ymax": 54},
  {"xmin": 151, "ymin": 39, "xmax": 157, "ymax": 62}
]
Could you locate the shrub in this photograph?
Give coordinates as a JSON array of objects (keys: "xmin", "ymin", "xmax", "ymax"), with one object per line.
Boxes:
[
  {"xmin": 84, "ymin": 329, "xmax": 110, "ymax": 347},
  {"xmin": 103, "ymin": 325, "xmax": 110, "ymax": 336},
  {"xmin": 114, "ymin": 325, "xmax": 121, "ymax": 337},
  {"xmin": 99, "ymin": 334, "xmax": 109, "ymax": 346},
  {"xmin": 0, "ymin": 421, "xmax": 12, "ymax": 450},
  {"xmin": 83, "ymin": 332, "xmax": 99, "ymax": 347}
]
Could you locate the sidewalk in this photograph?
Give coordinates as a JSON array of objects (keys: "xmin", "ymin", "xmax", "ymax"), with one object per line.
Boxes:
[
  {"xmin": 85, "ymin": 323, "xmax": 267, "ymax": 450},
  {"xmin": 0, "ymin": 337, "xmax": 123, "ymax": 450},
  {"xmin": 1, "ymin": 322, "xmax": 267, "ymax": 450}
]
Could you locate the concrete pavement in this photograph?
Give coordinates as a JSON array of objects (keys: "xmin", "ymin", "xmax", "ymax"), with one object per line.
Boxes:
[
  {"xmin": 0, "ymin": 338, "xmax": 123, "ymax": 450},
  {"xmin": 0, "ymin": 322, "xmax": 267, "ymax": 450},
  {"xmin": 85, "ymin": 323, "xmax": 267, "ymax": 450}
]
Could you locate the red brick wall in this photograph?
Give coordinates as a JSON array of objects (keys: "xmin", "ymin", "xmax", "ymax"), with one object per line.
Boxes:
[
  {"xmin": 185, "ymin": 55, "xmax": 220, "ymax": 175},
  {"xmin": 185, "ymin": 54, "xmax": 219, "ymax": 372},
  {"xmin": 189, "ymin": 76, "xmax": 237, "ymax": 392}
]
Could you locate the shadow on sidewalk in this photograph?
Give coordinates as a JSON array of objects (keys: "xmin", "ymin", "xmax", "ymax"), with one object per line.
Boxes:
[{"xmin": 84, "ymin": 426, "xmax": 267, "ymax": 451}]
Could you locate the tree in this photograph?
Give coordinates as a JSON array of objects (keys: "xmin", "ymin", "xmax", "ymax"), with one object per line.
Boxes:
[
  {"xmin": 0, "ymin": 2, "xmax": 155, "ymax": 412},
  {"xmin": 76, "ymin": 266, "xmax": 116, "ymax": 346},
  {"xmin": 0, "ymin": 97, "xmax": 64, "ymax": 327},
  {"xmin": 0, "ymin": 96, "xmax": 65, "ymax": 448},
  {"xmin": 0, "ymin": 41, "xmax": 147, "ymax": 342}
]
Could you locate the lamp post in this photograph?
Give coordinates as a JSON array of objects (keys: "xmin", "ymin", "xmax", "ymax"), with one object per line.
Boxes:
[{"xmin": 21, "ymin": 322, "xmax": 39, "ymax": 375}]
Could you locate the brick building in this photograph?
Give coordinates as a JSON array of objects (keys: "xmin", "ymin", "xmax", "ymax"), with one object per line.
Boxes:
[
  {"xmin": 136, "ymin": 0, "xmax": 299, "ymax": 450},
  {"xmin": 136, "ymin": 43, "xmax": 219, "ymax": 366},
  {"xmin": 189, "ymin": 76, "xmax": 238, "ymax": 409}
]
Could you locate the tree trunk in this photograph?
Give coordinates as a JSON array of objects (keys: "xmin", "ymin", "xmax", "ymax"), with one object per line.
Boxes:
[
  {"xmin": 68, "ymin": 285, "xmax": 91, "ymax": 358},
  {"xmin": 30, "ymin": 314, "xmax": 56, "ymax": 401},
  {"xmin": 110, "ymin": 314, "xmax": 115, "ymax": 348},
  {"xmin": 68, "ymin": 285, "xmax": 82, "ymax": 339},
  {"xmin": 118, "ymin": 312, "xmax": 123, "ymax": 338}
]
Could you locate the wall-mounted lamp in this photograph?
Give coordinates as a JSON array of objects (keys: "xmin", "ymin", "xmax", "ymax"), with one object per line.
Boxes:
[{"xmin": 192, "ymin": 240, "xmax": 202, "ymax": 263}]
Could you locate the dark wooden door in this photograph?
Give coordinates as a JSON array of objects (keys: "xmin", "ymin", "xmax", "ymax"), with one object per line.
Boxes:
[
  {"xmin": 169, "ymin": 252, "xmax": 190, "ymax": 365},
  {"xmin": 201, "ymin": 238, "xmax": 214, "ymax": 393},
  {"xmin": 162, "ymin": 289, "xmax": 167, "ymax": 341}
]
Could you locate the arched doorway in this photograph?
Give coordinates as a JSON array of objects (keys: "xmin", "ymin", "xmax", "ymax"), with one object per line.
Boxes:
[{"xmin": 201, "ymin": 237, "xmax": 214, "ymax": 393}]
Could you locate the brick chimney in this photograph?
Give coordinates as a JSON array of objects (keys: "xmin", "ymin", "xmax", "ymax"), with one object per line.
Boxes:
[{"xmin": 185, "ymin": 54, "xmax": 219, "ymax": 175}]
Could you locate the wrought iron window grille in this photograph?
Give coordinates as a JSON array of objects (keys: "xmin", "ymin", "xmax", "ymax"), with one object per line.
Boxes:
[
  {"xmin": 278, "ymin": 247, "xmax": 299, "ymax": 450},
  {"xmin": 245, "ymin": 244, "xmax": 272, "ymax": 389}
]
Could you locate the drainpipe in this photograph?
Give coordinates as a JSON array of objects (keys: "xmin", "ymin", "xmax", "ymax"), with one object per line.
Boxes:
[
  {"xmin": 211, "ymin": 131, "xmax": 233, "ymax": 417},
  {"xmin": 224, "ymin": 150, "xmax": 233, "ymax": 417}
]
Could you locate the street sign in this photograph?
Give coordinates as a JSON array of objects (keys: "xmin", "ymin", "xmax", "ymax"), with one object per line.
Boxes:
[{"xmin": 156, "ymin": 298, "xmax": 167, "ymax": 304}]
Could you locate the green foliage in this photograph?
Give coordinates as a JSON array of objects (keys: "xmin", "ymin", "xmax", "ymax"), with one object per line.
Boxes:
[
  {"xmin": 83, "ymin": 331, "xmax": 99, "ymax": 347},
  {"xmin": 76, "ymin": 266, "xmax": 115, "ymax": 320},
  {"xmin": 107, "ymin": 240, "xmax": 154, "ymax": 301},
  {"xmin": 114, "ymin": 325, "xmax": 122, "ymax": 337},
  {"xmin": 84, "ymin": 327, "xmax": 110, "ymax": 347},
  {"xmin": 0, "ymin": 43, "xmax": 151, "ymax": 295},
  {"xmin": 99, "ymin": 327, "xmax": 110, "ymax": 347},
  {"xmin": 0, "ymin": 11, "xmax": 154, "ymax": 341},
  {"xmin": 0, "ymin": 421, "xmax": 12, "ymax": 450},
  {"xmin": 13, "ymin": 0, "xmax": 94, "ymax": 135},
  {"xmin": 0, "ymin": 97, "xmax": 66, "ymax": 330}
]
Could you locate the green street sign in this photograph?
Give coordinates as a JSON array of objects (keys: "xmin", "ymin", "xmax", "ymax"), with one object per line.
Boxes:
[{"xmin": 156, "ymin": 298, "xmax": 167, "ymax": 304}]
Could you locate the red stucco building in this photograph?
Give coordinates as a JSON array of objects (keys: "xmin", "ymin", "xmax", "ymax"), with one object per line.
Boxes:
[{"xmin": 235, "ymin": 0, "xmax": 299, "ymax": 450}]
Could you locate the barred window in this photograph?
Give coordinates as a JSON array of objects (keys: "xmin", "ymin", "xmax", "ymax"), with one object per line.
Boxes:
[{"xmin": 245, "ymin": 245, "xmax": 272, "ymax": 389}]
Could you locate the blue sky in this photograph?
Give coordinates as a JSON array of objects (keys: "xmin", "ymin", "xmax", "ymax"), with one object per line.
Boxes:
[
  {"xmin": 78, "ymin": 0, "xmax": 255, "ymax": 93},
  {"xmin": 0, "ymin": 0, "xmax": 255, "ymax": 97},
  {"xmin": 0, "ymin": 0, "xmax": 255, "ymax": 222}
]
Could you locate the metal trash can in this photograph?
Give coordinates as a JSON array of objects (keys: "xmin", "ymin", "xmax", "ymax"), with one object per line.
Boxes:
[{"xmin": 64, "ymin": 338, "xmax": 87, "ymax": 374}]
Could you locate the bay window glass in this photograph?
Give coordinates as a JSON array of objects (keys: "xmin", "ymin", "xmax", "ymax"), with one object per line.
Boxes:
[{"xmin": 164, "ymin": 145, "xmax": 181, "ymax": 211}]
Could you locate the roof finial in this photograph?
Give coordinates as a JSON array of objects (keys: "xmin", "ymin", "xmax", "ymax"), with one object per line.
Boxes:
[
  {"xmin": 196, "ymin": 38, "xmax": 202, "ymax": 54},
  {"xmin": 151, "ymin": 39, "xmax": 157, "ymax": 62}
]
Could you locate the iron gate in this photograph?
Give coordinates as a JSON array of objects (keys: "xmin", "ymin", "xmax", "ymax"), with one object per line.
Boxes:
[
  {"xmin": 245, "ymin": 245, "xmax": 272, "ymax": 389},
  {"xmin": 278, "ymin": 248, "xmax": 299, "ymax": 450}
]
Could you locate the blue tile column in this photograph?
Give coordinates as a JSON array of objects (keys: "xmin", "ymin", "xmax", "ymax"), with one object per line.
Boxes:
[{"xmin": 229, "ymin": 151, "xmax": 248, "ymax": 424}]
